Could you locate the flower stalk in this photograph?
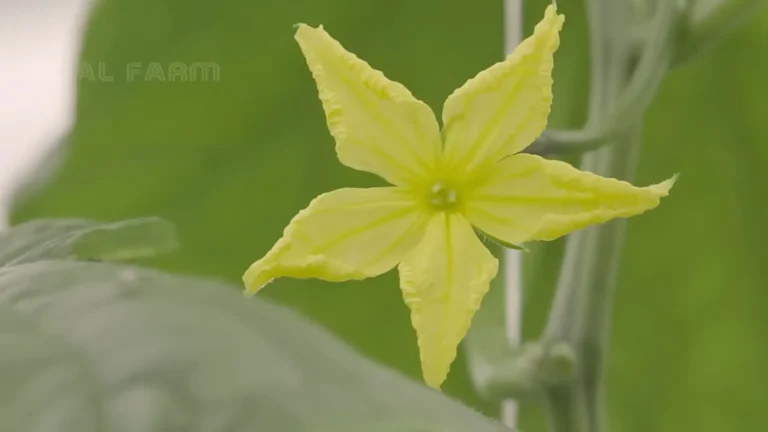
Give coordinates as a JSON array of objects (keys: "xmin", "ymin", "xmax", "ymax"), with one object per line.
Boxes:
[
  {"xmin": 538, "ymin": 0, "xmax": 637, "ymax": 429},
  {"xmin": 468, "ymin": 0, "xmax": 679, "ymax": 430},
  {"xmin": 541, "ymin": 0, "xmax": 676, "ymax": 431},
  {"xmin": 465, "ymin": 0, "xmax": 765, "ymax": 430},
  {"xmin": 527, "ymin": 0, "xmax": 678, "ymax": 157},
  {"xmin": 500, "ymin": 0, "xmax": 524, "ymax": 426}
]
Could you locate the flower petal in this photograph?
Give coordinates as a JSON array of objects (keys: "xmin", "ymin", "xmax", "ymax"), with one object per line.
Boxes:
[
  {"xmin": 441, "ymin": 5, "xmax": 564, "ymax": 176},
  {"xmin": 464, "ymin": 154, "xmax": 677, "ymax": 245},
  {"xmin": 398, "ymin": 213, "xmax": 499, "ymax": 388},
  {"xmin": 295, "ymin": 24, "xmax": 441, "ymax": 187},
  {"xmin": 244, "ymin": 187, "xmax": 429, "ymax": 293}
]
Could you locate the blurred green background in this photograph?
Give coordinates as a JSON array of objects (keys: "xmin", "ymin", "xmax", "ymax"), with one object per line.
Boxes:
[{"xmin": 9, "ymin": 0, "xmax": 768, "ymax": 430}]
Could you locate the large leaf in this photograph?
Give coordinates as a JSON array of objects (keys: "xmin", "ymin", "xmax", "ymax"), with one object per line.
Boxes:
[{"xmin": 0, "ymin": 219, "xmax": 507, "ymax": 431}]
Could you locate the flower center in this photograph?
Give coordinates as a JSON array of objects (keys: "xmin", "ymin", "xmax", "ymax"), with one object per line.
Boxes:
[{"xmin": 428, "ymin": 182, "xmax": 459, "ymax": 210}]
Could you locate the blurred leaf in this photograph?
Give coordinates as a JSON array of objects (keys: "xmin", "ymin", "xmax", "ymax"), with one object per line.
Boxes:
[
  {"xmin": 0, "ymin": 304, "xmax": 104, "ymax": 432},
  {"xmin": 0, "ymin": 221, "xmax": 507, "ymax": 432},
  {"xmin": 0, "ymin": 217, "xmax": 176, "ymax": 267}
]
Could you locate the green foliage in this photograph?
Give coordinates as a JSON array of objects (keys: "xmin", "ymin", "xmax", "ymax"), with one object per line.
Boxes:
[
  {"xmin": 0, "ymin": 219, "xmax": 507, "ymax": 431},
  {"xmin": 9, "ymin": 0, "xmax": 768, "ymax": 431}
]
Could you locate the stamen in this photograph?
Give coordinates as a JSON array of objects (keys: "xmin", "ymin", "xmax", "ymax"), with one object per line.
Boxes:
[{"xmin": 428, "ymin": 182, "xmax": 459, "ymax": 210}]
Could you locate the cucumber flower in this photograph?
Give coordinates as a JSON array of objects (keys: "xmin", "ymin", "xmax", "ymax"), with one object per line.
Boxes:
[{"xmin": 244, "ymin": 5, "xmax": 675, "ymax": 389}]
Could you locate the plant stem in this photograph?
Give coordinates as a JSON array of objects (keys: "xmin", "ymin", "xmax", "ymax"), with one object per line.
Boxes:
[
  {"xmin": 536, "ymin": 1, "xmax": 678, "ymax": 430},
  {"xmin": 501, "ymin": 0, "xmax": 524, "ymax": 427},
  {"xmin": 542, "ymin": 128, "xmax": 642, "ymax": 432},
  {"xmin": 540, "ymin": 0, "xmax": 636, "ymax": 430},
  {"xmin": 467, "ymin": 2, "xmax": 677, "ymax": 429},
  {"xmin": 527, "ymin": 0, "xmax": 677, "ymax": 157}
]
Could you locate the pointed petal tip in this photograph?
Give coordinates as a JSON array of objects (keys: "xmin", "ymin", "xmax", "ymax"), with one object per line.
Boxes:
[
  {"xmin": 544, "ymin": 3, "xmax": 565, "ymax": 26},
  {"xmin": 423, "ymin": 365, "xmax": 448, "ymax": 390},
  {"xmin": 418, "ymin": 341, "xmax": 457, "ymax": 389},
  {"xmin": 411, "ymin": 322, "xmax": 457, "ymax": 390},
  {"xmin": 293, "ymin": 23, "xmax": 324, "ymax": 40},
  {"xmin": 242, "ymin": 258, "xmax": 277, "ymax": 295},
  {"xmin": 652, "ymin": 173, "xmax": 679, "ymax": 196}
]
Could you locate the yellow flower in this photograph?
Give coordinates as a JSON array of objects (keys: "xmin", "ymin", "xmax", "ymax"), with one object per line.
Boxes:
[{"xmin": 244, "ymin": 5, "xmax": 675, "ymax": 389}]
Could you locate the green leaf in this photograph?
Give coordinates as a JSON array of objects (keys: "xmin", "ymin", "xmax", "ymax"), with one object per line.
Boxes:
[
  {"xmin": 0, "ymin": 217, "xmax": 177, "ymax": 267},
  {"xmin": 0, "ymin": 221, "xmax": 507, "ymax": 432},
  {"xmin": 0, "ymin": 304, "xmax": 104, "ymax": 431}
]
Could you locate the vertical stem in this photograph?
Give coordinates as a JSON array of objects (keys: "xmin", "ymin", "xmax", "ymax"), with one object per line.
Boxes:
[
  {"xmin": 543, "ymin": 129, "xmax": 641, "ymax": 432},
  {"xmin": 493, "ymin": 1, "xmax": 675, "ymax": 430},
  {"xmin": 541, "ymin": 0, "xmax": 637, "ymax": 431},
  {"xmin": 543, "ymin": 0, "xmax": 630, "ymax": 344},
  {"xmin": 501, "ymin": 0, "xmax": 523, "ymax": 428},
  {"xmin": 502, "ymin": 251, "xmax": 523, "ymax": 426}
]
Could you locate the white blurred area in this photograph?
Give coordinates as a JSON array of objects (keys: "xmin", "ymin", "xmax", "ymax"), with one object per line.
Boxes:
[{"xmin": 0, "ymin": 0, "xmax": 91, "ymax": 227}]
